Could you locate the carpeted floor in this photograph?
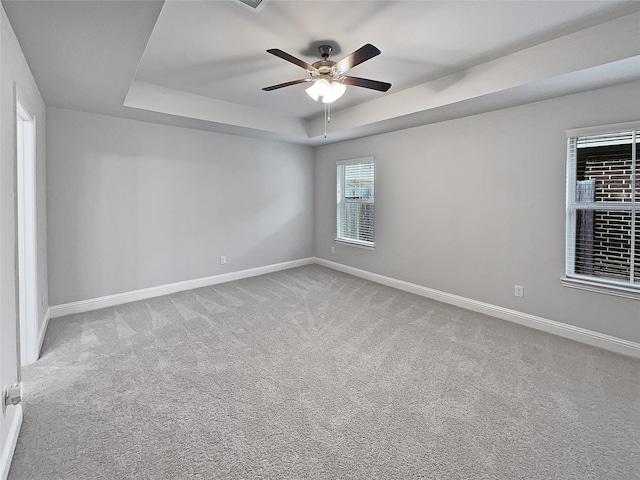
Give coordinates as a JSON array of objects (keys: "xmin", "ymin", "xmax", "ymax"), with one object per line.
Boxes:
[{"xmin": 8, "ymin": 265, "xmax": 640, "ymax": 479}]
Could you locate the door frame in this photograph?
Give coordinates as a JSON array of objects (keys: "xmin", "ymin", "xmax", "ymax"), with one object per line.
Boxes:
[{"xmin": 16, "ymin": 97, "xmax": 38, "ymax": 366}]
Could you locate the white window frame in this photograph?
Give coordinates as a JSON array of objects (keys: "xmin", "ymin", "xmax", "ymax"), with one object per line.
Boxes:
[
  {"xmin": 336, "ymin": 157, "xmax": 375, "ymax": 249},
  {"xmin": 562, "ymin": 121, "xmax": 639, "ymax": 300}
]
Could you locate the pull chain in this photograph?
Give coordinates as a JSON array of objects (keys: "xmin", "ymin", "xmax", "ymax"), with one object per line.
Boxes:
[
  {"xmin": 324, "ymin": 103, "xmax": 327, "ymax": 138},
  {"xmin": 323, "ymin": 103, "xmax": 332, "ymax": 139}
]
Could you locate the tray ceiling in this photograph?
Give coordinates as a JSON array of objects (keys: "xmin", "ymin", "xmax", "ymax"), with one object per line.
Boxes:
[{"xmin": 3, "ymin": 0, "xmax": 640, "ymax": 144}]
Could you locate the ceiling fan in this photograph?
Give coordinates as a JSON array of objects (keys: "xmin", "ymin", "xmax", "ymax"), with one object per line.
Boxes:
[{"xmin": 262, "ymin": 44, "xmax": 391, "ymax": 104}]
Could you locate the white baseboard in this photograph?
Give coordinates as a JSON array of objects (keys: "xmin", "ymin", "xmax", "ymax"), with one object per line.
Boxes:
[
  {"xmin": 1, "ymin": 405, "xmax": 23, "ymax": 480},
  {"xmin": 50, "ymin": 257, "xmax": 315, "ymax": 319},
  {"xmin": 37, "ymin": 308, "xmax": 50, "ymax": 359},
  {"xmin": 314, "ymin": 258, "xmax": 640, "ymax": 358},
  {"xmin": 47, "ymin": 256, "xmax": 640, "ymax": 358}
]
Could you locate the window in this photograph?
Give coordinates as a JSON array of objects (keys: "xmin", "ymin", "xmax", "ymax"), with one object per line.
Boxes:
[
  {"xmin": 563, "ymin": 122, "xmax": 639, "ymax": 299},
  {"xmin": 336, "ymin": 158, "xmax": 374, "ymax": 248}
]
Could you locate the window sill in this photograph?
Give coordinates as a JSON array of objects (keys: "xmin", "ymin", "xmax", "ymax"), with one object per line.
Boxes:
[
  {"xmin": 560, "ymin": 277, "xmax": 640, "ymax": 301},
  {"xmin": 335, "ymin": 239, "xmax": 375, "ymax": 250}
]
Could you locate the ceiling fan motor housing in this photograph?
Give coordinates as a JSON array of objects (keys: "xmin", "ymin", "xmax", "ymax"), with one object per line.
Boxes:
[{"xmin": 311, "ymin": 45, "xmax": 341, "ymax": 83}]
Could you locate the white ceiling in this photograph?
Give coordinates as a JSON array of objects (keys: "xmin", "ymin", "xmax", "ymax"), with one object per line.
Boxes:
[{"xmin": 3, "ymin": 0, "xmax": 640, "ymax": 145}]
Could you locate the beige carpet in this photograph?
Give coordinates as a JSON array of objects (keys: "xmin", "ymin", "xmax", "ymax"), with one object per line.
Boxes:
[{"xmin": 9, "ymin": 265, "xmax": 640, "ymax": 479}]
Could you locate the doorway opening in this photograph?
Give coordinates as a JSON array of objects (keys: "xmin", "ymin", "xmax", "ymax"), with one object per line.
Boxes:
[{"xmin": 17, "ymin": 99, "xmax": 38, "ymax": 366}]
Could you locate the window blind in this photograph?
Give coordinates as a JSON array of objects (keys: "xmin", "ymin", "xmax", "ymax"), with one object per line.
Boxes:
[
  {"xmin": 336, "ymin": 158, "xmax": 374, "ymax": 247},
  {"xmin": 566, "ymin": 127, "xmax": 638, "ymax": 289}
]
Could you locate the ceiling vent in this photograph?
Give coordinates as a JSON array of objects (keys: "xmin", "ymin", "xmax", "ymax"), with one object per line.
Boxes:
[{"xmin": 237, "ymin": 0, "xmax": 269, "ymax": 11}]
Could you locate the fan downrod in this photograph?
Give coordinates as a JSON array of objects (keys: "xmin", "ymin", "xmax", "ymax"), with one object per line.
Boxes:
[{"xmin": 318, "ymin": 45, "xmax": 333, "ymax": 59}]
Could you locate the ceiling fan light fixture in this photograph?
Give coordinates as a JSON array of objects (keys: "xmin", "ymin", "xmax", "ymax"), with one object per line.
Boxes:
[
  {"xmin": 322, "ymin": 81, "xmax": 346, "ymax": 104},
  {"xmin": 306, "ymin": 78, "xmax": 346, "ymax": 104},
  {"xmin": 305, "ymin": 78, "xmax": 330, "ymax": 101}
]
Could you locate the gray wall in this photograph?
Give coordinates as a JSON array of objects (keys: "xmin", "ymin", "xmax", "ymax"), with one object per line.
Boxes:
[
  {"xmin": 315, "ymin": 81, "xmax": 640, "ymax": 344},
  {"xmin": 47, "ymin": 108, "xmax": 314, "ymax": 305},
  {"xmin": 0, "ymin": 3, "xmax": 47, "ymax": 464}
]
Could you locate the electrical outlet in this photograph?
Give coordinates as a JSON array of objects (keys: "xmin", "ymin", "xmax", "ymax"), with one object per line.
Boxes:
[
  {"xmin": 220, "ymin": 256, "xmax": 226, "ymax": 265},
  {"xmin": 514, "ymin": 285, "xmax": 524, "ymax": 298},
  {"xmin": 331, "ymin": 247, "xmax": 335, "ymax": 254}
]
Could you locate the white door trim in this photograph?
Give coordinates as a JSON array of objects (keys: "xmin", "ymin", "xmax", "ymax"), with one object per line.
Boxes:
[{"xmin": 16, "ymin": 97, "xmax": 38, "ymax": 366}]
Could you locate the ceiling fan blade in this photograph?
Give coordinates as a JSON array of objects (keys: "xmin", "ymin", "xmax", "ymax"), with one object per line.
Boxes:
[
  {"xmin": 266, "ymin": 49, "xmax": 317, "ymax": 73},
  {"xmin": 342, "ymin": 76, "xmax": 391, "ymax": 92},
  {"xmin": 334, "ymin": 44, "xmax": 381, "ymax": 73},
  {"xmin": 262, "ymin": 79, "xmax": 312, "ymax": 91}
]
